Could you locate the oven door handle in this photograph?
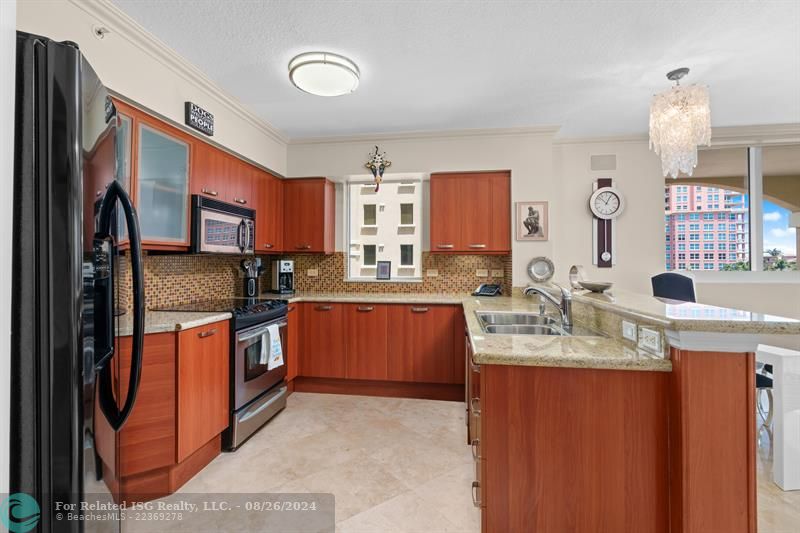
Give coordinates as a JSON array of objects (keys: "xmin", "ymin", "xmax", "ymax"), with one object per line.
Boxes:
[{"xmin": 237, "ymin": 321, "xmax": 288, "ymax": 342}]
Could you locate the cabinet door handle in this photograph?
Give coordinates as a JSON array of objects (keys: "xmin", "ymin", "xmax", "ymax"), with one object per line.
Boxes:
[
  {"xmin": 436, "ymin": 244, "xmax": 454, "ymax": 249},
  {"xmin": 411, "ymin": 307, "xmax": 429, "ymax": 313},
  {"xmin": 471, "ymin": 362, "xmax": 481, "ymax": 373},
  {"xmin": 233, "ymin": 197, "xmax": 247, "ymax": 205},
  {"xmin": 471, "ymin": 439, "xmax": 481, "ymax": 461},
  {"xmin": 315, "ymin": 305, "xmax": 333, "ymax": 311},
  {"xmin": 470, "ymin": 397, "xmax": 481, "ymax": 416},
  {"xmin": 357, "ymin": 306, "xmax": 374, "ymax": 312},
  {"xmin": 471, "ymin": 481, "xmax": 481, "ymax": 507},
  {"xmin": 296, "ymin": 244, "xmax": 311, "ymax": 250},
  {"xmin": 201, "ymin": 188, "xmax": 218, "ymax": 197},
  {"xmin": 468, "ymin": 243, "xmax": 487, "ymax": 249},
  {"xmin": 288, "ymin": 306, "xmax": 296, "ymax": 313},
  {"xmin": 198, "ymin": 328, "xmax": 217, "ymax": 338},
  {"xmin": 263, "ymin": 243, "xmax": 274, "ymax": 249}
]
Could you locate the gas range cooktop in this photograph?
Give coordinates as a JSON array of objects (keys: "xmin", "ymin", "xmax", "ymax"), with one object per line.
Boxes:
[{"xmin": 155, "ymin": 298, "xmax": 288, "ymax": 329}]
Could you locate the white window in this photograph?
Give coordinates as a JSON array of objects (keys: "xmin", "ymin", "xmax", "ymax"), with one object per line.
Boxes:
[{"xmin": 346, "ymin": 174, "xmax": 424, "ymax": 281}]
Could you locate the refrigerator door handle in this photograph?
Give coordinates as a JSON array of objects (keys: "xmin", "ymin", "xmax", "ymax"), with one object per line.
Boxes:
[{"xmin": 94, "ymin": 180, "xmax": 145, "ymax": 431}]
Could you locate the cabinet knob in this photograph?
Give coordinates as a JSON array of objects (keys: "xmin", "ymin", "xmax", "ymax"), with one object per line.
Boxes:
[
  {"xmin": 233, "ymin": 197, "xmax": 247, "ymax": 205},
  {"xmin": 201, "ymin": 188, "xmax": 218, "ymax": 197},
  {"xmin": 411, "ymin": 307, "xmax": 429, "ymax": 313},
  {"xmin": 436, "ymin": 244, "xmax": 454, "ymax": 249},
  {"xmin": 263, "ymin": 243, "xmax": 274, "ymax": 249},
  {"xmin": 198, "ymin": 328, "xmax": 217, "ymax": 338}
]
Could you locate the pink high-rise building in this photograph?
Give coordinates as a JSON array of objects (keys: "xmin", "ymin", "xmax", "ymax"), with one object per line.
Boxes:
[{"xmin": 664, "ymin": 184, "xmax": 749, "ymax": 271}]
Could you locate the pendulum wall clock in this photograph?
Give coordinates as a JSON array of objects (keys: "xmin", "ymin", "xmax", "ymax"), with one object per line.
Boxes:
[{"xmin": 589, "ymin": 178, "xmax": 625, "ymax": 268}]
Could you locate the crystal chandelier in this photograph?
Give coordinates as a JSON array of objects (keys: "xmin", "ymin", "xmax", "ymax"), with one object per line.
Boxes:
[{"xmin": 649, "ymin": 68, "xmax": 711, "ymax": 179}]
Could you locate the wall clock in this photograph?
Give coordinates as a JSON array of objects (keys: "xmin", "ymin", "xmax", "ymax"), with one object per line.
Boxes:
[{"xmin": 589, "ymin": 178, "xmax": 624, "ymax": 267}]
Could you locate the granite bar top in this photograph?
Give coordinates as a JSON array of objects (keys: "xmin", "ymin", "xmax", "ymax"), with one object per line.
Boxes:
[
  {"xmin": 262, "ymin": 291, "xmax": 466, "ymax": 305},
  {"xmin": 116, "ymin": 311, "xmax": 231, "ymax": 337},
  {"xmin": 570, "ymin": 288, "xmax": 800, "ymax": 335}
]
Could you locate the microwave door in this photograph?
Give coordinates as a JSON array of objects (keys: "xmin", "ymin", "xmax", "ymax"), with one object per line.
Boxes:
[{"xmin": 199, "ymin": 209, "xmax": 248, "ymax": 254}]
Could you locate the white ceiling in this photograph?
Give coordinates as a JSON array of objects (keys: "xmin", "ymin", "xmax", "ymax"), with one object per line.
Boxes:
[{"xmin": 111, "ymin": 0, "xmax": 800, "ymax": 140}]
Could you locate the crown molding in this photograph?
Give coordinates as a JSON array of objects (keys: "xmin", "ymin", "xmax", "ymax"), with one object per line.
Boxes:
[
  {"xmin": 69, "ymin": 0, "xmax": 289, "ymax": 146},
  {"xmin": 288, "ymin": 125, "xmax": 561, "ymax": 145},
  {"xmin": 554, "ymin": 124, "xmax": 800, "ymax": 147}
]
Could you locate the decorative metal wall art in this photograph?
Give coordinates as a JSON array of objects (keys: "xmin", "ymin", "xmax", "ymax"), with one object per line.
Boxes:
[{"xmin": 365, "ymin": 145, "xmax": 391, "ymax": 192}]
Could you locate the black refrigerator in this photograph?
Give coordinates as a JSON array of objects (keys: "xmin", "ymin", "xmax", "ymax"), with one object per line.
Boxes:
[{"xmin": 10, "ymin": 32, "xmax": 145, "ymax": 532}]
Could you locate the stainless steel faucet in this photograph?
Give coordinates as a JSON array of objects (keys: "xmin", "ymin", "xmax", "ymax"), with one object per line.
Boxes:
[{"xmin": 524, "ymin": 285, "xmax": 573, "ymax": 327}]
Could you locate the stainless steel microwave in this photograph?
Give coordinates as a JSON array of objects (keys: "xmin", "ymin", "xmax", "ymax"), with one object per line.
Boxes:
[{"xmin": 191, "ymin": 195, "xmax": 255, "ymax": 254}]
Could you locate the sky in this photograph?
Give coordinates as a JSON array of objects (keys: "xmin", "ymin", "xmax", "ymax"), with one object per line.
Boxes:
[{"xmin": 763, "ymin": 199, "xmax": 797, "ymax": 256}]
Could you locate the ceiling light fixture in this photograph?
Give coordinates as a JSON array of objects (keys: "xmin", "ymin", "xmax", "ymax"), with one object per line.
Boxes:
[
  {"xmin": 288, "ymin": 52, "xmax": 360, "ymax": 97},
  {"xmin": 649, "ymin": 67, "xmax": 711, "ymax": 179}
]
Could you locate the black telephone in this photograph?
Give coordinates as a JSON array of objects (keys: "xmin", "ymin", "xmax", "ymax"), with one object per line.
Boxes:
[{"xmin": 473, "ymin": 284, "xmax": 502, "ymax": 297}]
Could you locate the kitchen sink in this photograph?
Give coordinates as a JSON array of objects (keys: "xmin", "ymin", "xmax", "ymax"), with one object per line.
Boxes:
[
  {"xmin": 476, "ymin": 311, "xmax": 600, "ymax": 337},
  {"xmin": 483, "ymin": 324, "xmax": 563, "ymax": 335},
  {"xmin": 476, "ymin": 312, "xmax": 559, "ymax": 327}
]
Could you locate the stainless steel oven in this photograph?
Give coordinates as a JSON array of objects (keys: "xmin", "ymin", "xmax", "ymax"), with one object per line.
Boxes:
[
  {"xmin": 191, "ymin": 195, "xmax": 255, "ymax": 254},
  {"xmin": 227, "ymin": 314, "xmax": 288, "ymax": 450}
]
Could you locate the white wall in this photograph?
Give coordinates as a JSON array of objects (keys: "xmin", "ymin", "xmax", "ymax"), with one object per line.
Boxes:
[
  {"xmin": 17, "ymin": 0, "xmax": 288, "ymax": 175},
  {"xmin": 288, "ymin": 129, "xmax": 558, "ymax": 286},
  {"xmin": 552, "ymin": 139, "xmax": 665, "ymax": 294},
  {"xmin": 1, "ymin": 0, "xmax": 15, "ymax": 497}
]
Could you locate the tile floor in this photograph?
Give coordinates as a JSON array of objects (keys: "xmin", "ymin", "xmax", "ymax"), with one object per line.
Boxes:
[{"xmin": 156, "ymin": 392, "xmax": 797, "ymax": 532}]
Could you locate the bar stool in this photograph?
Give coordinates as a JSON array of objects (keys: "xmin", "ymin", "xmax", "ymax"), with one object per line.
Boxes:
[{"xmin": 651, "ymin": 272, "xmax": 697, "ymax": 302}]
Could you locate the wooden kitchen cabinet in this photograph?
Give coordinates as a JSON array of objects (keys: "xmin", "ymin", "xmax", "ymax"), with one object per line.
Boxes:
[
  {"xmin": 286, "ymin": 303, "xmax": 301, "ymax": 382},
  {"xmin": 226, "ymin": 155, "xmax": 255, "ymax": 208},
  {"xmin": 283, "ymin": 178, "xmax": 335, "ymax": 253},
  {"xmin": 345, "ymin": 304, "xmax": 389, "ymax": 380},
  {"xmin": 429, "ymin": 171, "xmax": 511, "ymax": 254},
  {"xmin": 190, "ymin": 140, "xmax": 229, "ymax": 201},
  {"xmin": 300, "ymin": 303, "xmax": 346, "ymax": 377},
  {"xmin": 255, "ymin": 170, "xmax": 284, "ymax": 253},
  {"xmin": 176, "ymin": 321, "xmax": 230, "ymax": 462},
  {"xmin": 387, "ymin": 305, "xmax": 457, "ymax": 384},
  {"xmin": 94, "ymin": 320, "xmax": 229, "ymax": 503}
]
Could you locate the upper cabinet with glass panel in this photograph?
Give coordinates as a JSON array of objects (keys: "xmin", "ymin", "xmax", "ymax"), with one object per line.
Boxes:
[{"xmin": 136, "ymin": 123, "xmax": 190, "ymax": 244}]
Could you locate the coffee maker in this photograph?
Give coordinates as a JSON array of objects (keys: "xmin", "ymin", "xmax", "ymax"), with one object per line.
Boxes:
[
  {"xmin": 240, "ymin": 258, "xmax": 264, "ymax": 298},
  {"xmin": 270, "ymin": 260, "xmax": 294, "ymax": 294}
]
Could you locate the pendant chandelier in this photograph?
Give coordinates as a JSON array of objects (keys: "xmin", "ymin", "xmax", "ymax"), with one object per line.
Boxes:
[{"xmin": 649, "ymin": 68, "xmax": 711, "ymax": 179}]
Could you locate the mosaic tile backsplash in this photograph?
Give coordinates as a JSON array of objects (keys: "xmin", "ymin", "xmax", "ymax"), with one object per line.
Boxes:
[{"xmin": 119, "ymin": 252, "xmax": 512, "ymax": 310}]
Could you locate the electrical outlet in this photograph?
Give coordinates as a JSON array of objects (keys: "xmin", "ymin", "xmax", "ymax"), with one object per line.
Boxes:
[
  {"xmin": 306, "ymin": 269, "xmax": 319, "ymax": 277},
  {"xmin": 638, "ymin": 327, "xmax": 662, "ymax": 354},
  {"xmin": 476, "ymin": 269, "xmax": 489, "ymax": 278},
  {"xmin": 427, "ymin": 269, "xmax": 439, "ymax": 278},
  {"xmin": 491, "ymin": 269, "xmax": 504, "ymax": 277},
  {"xmin": 622, "ymin": 320, "xmax": 637, "ymax": 342}
]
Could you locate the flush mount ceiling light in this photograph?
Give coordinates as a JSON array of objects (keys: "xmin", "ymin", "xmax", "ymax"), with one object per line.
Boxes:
[
  {"xmin": 649, "ymin": 67, "xmax": 712, "ymax": 179},
  {"xmin": 288, "ymin": 52, "xmax": 360, "ymax": 97}
]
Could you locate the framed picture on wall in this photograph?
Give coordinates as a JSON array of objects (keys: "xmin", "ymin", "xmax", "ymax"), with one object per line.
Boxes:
[
  {"xmin": 516, "ymin": 201, "xmax": 549, "ymax": 241},
  {"xmin": 376, "ymin": 260, "xmax": 392, "ymax": 280}
]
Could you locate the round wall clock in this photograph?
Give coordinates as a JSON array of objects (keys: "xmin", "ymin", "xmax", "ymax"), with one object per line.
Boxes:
[
  {"xmin": 589, "ymin": 186, "xmax": 625, "ymax": 220},
  {"xmin": 589, "ymin": 179, "xmax": 624, "ymax": 267}
]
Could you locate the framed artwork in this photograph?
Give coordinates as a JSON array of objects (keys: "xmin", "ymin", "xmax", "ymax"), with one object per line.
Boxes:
[
  {"xmin": 516, "ymin": 201, "xmax": 549, "ymax": 241},
  {"xmin": 376, "ymin": 260, "xmax": 392, "ymax": 280}
]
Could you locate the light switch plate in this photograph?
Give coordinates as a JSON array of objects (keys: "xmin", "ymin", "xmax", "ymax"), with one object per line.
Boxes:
[
  {"xmin": 491, "ymin": 269, "xmax": 504, "ymax": 277},
  {"xmin": 476, "ymin": 269, "xmax": 489, "ymax": 278},
  {"xmin": 427, "ymin": 269, "xmax": 439, "ymax": 277},
  {"xmin": 638, "ymin": 326, "xmax": 662, "ymax": 354},
  {"xmin": 622, "ymin": 320, "xmax": 637, "ymax": 342},
  {"xmin": 307, "ymin": 269, "xmax": 319, "ymax": 277}
]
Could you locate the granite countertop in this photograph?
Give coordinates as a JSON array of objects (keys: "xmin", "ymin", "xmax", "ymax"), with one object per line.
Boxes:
[
  {"xmin": 570, "ymin": 288, "xmax": 800, "ymax": 335},
  {"xmin": 460, "ymin": 296, "xmax": 673, "ymax": 372},
  {"xmin": 262, "ymin": 291, "xmax": 672, "ymax": 372},
  {"xmin": 116, "ymin": 310, "xmax": 231, "ymax": 336}
]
